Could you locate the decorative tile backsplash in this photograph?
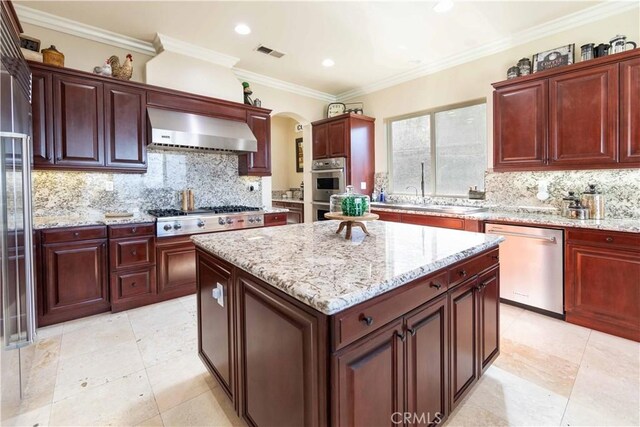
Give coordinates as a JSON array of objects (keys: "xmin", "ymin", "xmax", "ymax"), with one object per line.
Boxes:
[
  {"xmin": 379, "ymin": 168, "xmax": 640, "ymax": 218},
  {"xmin": 32, "ymin": 147, "xmax": 263, "ymax": 216}
]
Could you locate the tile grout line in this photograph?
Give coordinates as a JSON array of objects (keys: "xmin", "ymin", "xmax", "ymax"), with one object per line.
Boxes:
[{"xmin": 558, "ymin": 328, "xmax": 592, "ymax": 426}]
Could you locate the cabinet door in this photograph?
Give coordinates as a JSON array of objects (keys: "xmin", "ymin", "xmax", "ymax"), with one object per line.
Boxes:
[
  {"xmin": 239, "ymin": 111, "xmax": 270, "ymax": 176},
  {"xmin": 565, "ymin": 243, "xmax": 640, "ymax": 341},
  {"xmin": 333, "ymin": 319, "xmax": 404, "ymax": 427},
  {"xmin": 371, "ymin": 210, "xmax": 402, "ymax": 222},
  {"xmin": 312, "ymin": 123, "xmax": 328, "ymax": 159},
  {"xmin": 40, "ymin": 239, "xmax": 109, "ymax": 326},
  {"xmin": 406, "ymin": 295, "xmax": 448, "ymax": 427},
  {"xmin": 237, "ymin": 273, "xmax": 326, "ymax": 427},
  {"xmin": 549, "ymin": 64, "xmax": 618, "ymax": 166},
  {"xmin": 104, "ymin": 83, "xmax": 147, "ymax": 170},
  {"xmin": 53, "ymin": 75, "xmax": 105, "ymax": 167},
  {"xmin": 197, "ymin": 253, "xmax": 234, "ymax": 401},
  {"xmin": 477, "ymin": 267, "xmax": 499, "ymax": 372},
  {"xmin": 449, "ymin": 277, "xmax": 479, "ymax": 409},
  {"xmin": 31, "ymin": 69, "xmax": 54, "ymax": 166},
  {"xmin": 401, "ymin": 213, "xmax": 465, "ymax": 230},
  {"xmin": 493, "ymin": 80, "xmax": 547, "ymax": 170},
  {"xmin": 328, "ymin": 119, "xmax": 348, "ymax": 157},
  {"xmin": 620, "ymin": 57, "xmax": 640, "ymax": 164},
  {"xmin": 156, "ymin": 238, "xmax": 196, "ymax": 300}
]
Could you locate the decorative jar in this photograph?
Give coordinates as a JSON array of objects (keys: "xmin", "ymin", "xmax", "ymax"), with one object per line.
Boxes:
[{"xmin": 330, "ymin": 185, "xmax": 370, "ymax": 217}]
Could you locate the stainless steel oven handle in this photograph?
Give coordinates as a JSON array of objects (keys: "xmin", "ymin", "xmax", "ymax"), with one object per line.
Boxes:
[
  {"xmin": 488, "ymin": 229, "xmax": 556, "ymax": 243},
  {"xmin": 311, "ymin": 169, "xmax": 344, "ymax": 174}
]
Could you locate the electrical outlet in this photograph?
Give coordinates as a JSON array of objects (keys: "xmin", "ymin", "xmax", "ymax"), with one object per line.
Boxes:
[
  {"xmin": 105, "ymin": 181, "xmax": 114, "ymax": 191},
  {"xmin": 360, "ymin": 182, "xmax": 366, "ymax": 190}
]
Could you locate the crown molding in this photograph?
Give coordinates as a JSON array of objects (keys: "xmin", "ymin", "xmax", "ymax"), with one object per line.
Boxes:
[
  {"xmin": 14, "ymin": 4, "xmax": 156, "ymax": 55},
  {"xmin": 336, "ymin": 1, "xmax": 639, "ymax": 100},
  {"xmin": 233, "ymin": 68, "xmax": 337, "ymax": 103},
  {"xmin": 153, "ymin": 33, "xmax": 240, "ymax": 68}
]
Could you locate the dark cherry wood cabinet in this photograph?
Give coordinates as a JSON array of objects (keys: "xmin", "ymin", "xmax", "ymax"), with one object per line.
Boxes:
[
  {"xmin": 38, "ymin": 226, "xmax": 110, "ymax": 326},
  {"xmin": 196, "ymin": 247, "xmax": 500, "ymax": 427},
  {"xmin": 565, "ymin": 229, "xmax": 640, "ymax": 342},
  {"xmin": 156, "ymin": 236, "xmax": 197, "ymax": 300},
  {"xmin": 239, "ymin": 111, "xmax": 271, "ymax": 176},
  {"xmin": 312, "ymin": 114, "xmax": 375, "ymax": 197},
  {"xmin": 235, "ymin": 270, "xmax": 327, "ymax": 427},
  {"xmin": 53, "ymin": 74, "xmax": 105, "ymax": 168},
  {"xmin": 549, "ymin": 63, "xmax": 618, "ymax": 166},
  {"xmin": 493, "ymin": 80, "xmax": 547, "ymax": 170},
  {"xmin": 620, "ymin": 57, "xmax": 640, "ymax": 163},
  {"xmin": 263, "ymin": 212, "xmax": 287, "ymax": 227},
  {"xmin": 271, "ymin": 201, "xmax": 304, "ymax": 224},
  {"xmin": 449, "ymin": 276, "xmax": 479, "ymax": 409},
  {"xmin": 28, "ymin": 61, "xmax": 272, "ymax": 174},
  {"xmin": 30, "ymin": 68, "xmax": 54, "ymax": 166},
  {"xmin": 492, "ymin": 49, "xmax": 640, "ymax": 171},
  {"xmin": 371, "ymin": 210, "xmax": 477, "ymax": 232},
  {"xmin": 104, "ymin": 83, "xmax": 147, "ymax": 170},
  {"xmin": 197, "ymin": 253, "xmax": 235, "ymax": 402},
  {"xmin": 333, "ymin": 319, "xmax": 405, "ymax": 427},
  {"xmin": 108, "ymin": 223, "xmax": 156, "ymax": 312},
  {"xmin": 405, "ymin": 294, "xmax": 449, "ymax": 427}
]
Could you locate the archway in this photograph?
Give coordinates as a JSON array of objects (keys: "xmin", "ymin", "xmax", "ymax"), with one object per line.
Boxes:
[{"xmin": 267, "ymin": 111, "xmax": 313, "ymax": 223}]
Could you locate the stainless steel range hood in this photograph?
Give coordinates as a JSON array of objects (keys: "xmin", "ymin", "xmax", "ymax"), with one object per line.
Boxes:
[{"xmin": 147, "ymin": 107, "xmax": 257, "ymax": 153}]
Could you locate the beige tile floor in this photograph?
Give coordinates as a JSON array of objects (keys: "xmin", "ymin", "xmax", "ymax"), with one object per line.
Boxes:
[{"xmin": 2, "ymin": 298, "xmax": 638, "ymax": 426}]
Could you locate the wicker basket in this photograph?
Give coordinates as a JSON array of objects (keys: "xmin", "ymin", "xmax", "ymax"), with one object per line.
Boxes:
[{"xmin": 41, "ymin": 45, "xmax": 64, "ymax": 67}]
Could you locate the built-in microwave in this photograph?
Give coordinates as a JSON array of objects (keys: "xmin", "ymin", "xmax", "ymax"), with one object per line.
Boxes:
[{"xmin": 311, "ymin": 157, "xmax": 346, "ymax": 203}]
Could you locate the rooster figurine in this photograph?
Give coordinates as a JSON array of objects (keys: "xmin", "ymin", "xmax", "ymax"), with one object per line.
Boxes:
[
  {"xmin": 93, "ymin": 59, "xmax": 112, "ymax": 76},
  {"xmin": 108, "ymin": 54, "xmax": 133, "ymax": 80}
]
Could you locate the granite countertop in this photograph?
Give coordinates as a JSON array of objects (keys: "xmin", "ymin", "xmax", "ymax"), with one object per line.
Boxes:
[
  {"xmin": 371, "ymin": 206, "xmax": 639, "ymax": 233},
  {"xmin": 33, "ymin": 212, "xmax": 157, "ymax": 229},
  {"xmin": 192, "ymin": 221, "xmax": 504, "ymax": 315},
  {"xmin": 263, "ymin": 207, "xmax": 290, "ymax": 214},
  {"xmin": 272, "ymin": 198, "xmax": 305, "ymax": 204}
]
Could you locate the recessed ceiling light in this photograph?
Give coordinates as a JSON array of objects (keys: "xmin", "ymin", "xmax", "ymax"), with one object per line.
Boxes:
[
  {"xmin": 322, "ymin": 58, "xmax": 335, "ymax": 67},
  {"xmin": 433, "ymin": 0, "xmax": 454, "ymax": 13},
  {"xmin": 234, "ymin": 24, "xmax": 251, "ymax": 35}
]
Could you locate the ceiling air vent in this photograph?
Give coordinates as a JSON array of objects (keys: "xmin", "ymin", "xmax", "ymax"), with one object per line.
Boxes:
[{"xmin": 255, "ymin": 44, "xmax": 285, "ymax": 58}]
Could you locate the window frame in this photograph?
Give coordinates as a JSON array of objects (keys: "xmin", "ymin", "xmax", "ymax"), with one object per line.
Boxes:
[{"xmin": 387, "ymin": 98, "xmax": 487, "ymax": 198}]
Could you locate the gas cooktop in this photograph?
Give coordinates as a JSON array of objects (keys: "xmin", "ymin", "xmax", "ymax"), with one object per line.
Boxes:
[{"xmin": 148, "ymin": 205, "xmax": 265, "ymax": 237}]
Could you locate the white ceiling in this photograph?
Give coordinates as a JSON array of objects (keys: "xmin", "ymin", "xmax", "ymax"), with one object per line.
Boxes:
[{"xmin": 17, "ymin": 1, "xmax": 604, "ymax": 96}]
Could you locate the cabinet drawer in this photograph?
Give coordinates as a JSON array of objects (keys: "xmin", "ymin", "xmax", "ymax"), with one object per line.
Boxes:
[
  {"xmin": 264, "ymin": 213, "xmax": 287, "ymax": 226},
  {"xmin": 566, "ymin": 229, "xmax": 640, "ymax": 251},
  {"xmin": 448, "ymin": 248, "xmax": 499, "ymax": 287},
  {"xmin": 111, "ymin": 268, "xmax": 155, "ymax": 300},
  {"xmin": 41, "ymin": 225, "xmax": 107, "ymax": 243},
  {"xmin": 332, "ymin": 271, "xmax": 448, "ymax": 351},
  {"xmin": 108, "ymin": 223, "xmax": 155, "ymax": 238},
  {"xmin": 110, "ymin": 237, "xmax": 155, "ymax": 270},
  {"xmin": 401, "ymin": 214, "xmax": 465, "ymax": 230}
]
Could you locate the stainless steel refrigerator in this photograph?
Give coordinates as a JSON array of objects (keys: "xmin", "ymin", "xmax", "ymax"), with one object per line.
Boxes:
[{"xmin": 0, "ymin": 12, "xmax": 37, "ymax": 410}]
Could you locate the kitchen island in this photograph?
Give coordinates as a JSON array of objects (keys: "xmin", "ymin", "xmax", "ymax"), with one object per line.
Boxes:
[{"xmin": 192, "ymin": 221, "xmax": 504, "ymax": 427}]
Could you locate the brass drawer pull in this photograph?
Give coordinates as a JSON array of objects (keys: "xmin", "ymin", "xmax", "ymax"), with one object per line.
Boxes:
[
  {"xmin": 458, "ymin": 269, "xmax": 467, "ymax": 277},
  {"xmin": 429, "ymin": 282, "xmax": 442, "ymax": 290},
  {"xmin": 360, "ymin": 315, "xmax": 373, "ymax": 326},
  {"xmin": 605, "ymin": 237, "xmax": 614, "ymax": 243},
  {"xmin": 395, "ymin": 331, "xmax": 406, "ymax": 342}
]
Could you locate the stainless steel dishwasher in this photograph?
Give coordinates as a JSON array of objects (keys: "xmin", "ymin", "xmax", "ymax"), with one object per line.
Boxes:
[{"xmin": 485, "ymin": 223, "xmax": 564, "ymax": 317}]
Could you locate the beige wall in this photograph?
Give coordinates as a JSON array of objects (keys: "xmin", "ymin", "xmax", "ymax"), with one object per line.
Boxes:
[
  {"xmin": 21, "ymin": 23, "xmax": 152, "ymax": 83},
  {"xmin": 271, "ymin": 116, "xmax": 304, "ymax": 190},
  {"xmin": 342, "ymin": 10, "xmax": 640, "ymax": 172}
]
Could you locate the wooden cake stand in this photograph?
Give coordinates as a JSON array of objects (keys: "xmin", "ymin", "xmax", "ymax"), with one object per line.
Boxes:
[{"xmin": 324, "ymin": 212, "xmax": 379, "ymax": 239}]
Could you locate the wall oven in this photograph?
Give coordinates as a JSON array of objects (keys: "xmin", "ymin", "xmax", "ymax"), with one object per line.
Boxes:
[
  {"xmin": 311, "ymin": 157, "xmax": 346, "ymax": 203},
  {"xmin": 312, "ymin": 202, "xmax": 331, "ymax": 221}
]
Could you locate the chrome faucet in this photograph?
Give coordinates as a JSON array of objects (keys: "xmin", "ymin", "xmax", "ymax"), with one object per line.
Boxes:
[
  {"xmin": 406, "ymin": 186, "xmax": 418, "ymax": 197},
  {"xmin": 420, "ymin": 162, "xmax": 425, "ymax": 198}
]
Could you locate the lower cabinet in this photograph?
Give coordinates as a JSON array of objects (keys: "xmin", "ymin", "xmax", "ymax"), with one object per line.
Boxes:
[
  {"xmin": 371, "ymin": 210, "xmax": 472, "ymax": 231},
  {"xmin": 197, "ymin": 252, "xmax": 235, "ymax": 401},
  {"xmin": 39, "ymin": 229, "xmax": 110, "ymax": 326},
  {"xmin": 263, "ymin": 212, "xmax": 287, "ymax": 227},
  {"xmin": 195, "ymin": 247, "xmax": 501, "ymax": 427},
  {"xmin": 272, "ymin": 201, "xmax": 304, "ymax": 224},
  {"xmin": 565, "ymin": 229, "xmax": 640, "ymax": 341},
  {"xmin": 156, "ymin": 236, "xmax": 197, "ymax": 300}
]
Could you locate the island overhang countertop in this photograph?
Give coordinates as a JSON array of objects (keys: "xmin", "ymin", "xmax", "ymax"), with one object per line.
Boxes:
[{"xmin": 191, "ymin": 220, "xmax": 504, "ymax": 315}]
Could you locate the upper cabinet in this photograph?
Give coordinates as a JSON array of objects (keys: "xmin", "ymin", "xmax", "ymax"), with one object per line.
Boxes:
[
  {"xmin": 28, "ymin": 62, "xmax": 272, "ymax": 175},
  {"xmin": 492, "ymin": 49, "xmax": 640, "ymax": 172},
  {"xmin": 239, "ymin": 111, "xmax": 271, "ymax": 176},
  {"xmin": 311, "ymin": 113, "xmax": 376, "ymax": 194}
]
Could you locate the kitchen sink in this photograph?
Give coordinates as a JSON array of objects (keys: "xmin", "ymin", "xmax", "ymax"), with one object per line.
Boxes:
[{"xmin": 370, "ymin": 202, "xmax": 488, "ymax": 215}]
